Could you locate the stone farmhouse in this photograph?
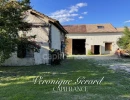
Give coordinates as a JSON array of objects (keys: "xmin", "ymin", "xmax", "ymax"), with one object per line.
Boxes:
[
  {"xmin": 64, "ymin": 24, "xmax": 126, "ymax": 55},
  {"xmin": 3, "ymin": 10, "xmax": 67, "ymax": 66}
]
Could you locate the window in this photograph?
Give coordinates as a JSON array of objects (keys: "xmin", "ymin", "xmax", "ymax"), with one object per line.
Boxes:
[
  {"xmin": 105, "ymin": 43, "xmax": 112, "ymax": 51},
  {"xmin": 97, "ymin": 26, "xmax": 104, "ymax": 29},
  {"xmin": 17, "ymin": 43, "xmax": 34, "ymax": 58},
  {"xmin": 17, "ymin": 43, "xmax": 26, "ymax": 58},
  {"xmin": 26, "ymin": 49, "xmax": 34, "ymax": 58}
]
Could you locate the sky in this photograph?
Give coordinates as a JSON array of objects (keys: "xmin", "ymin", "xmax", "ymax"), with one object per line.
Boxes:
[{"xmin": 30, "ymin": 0, "xmax": 130, "ymax": 27}]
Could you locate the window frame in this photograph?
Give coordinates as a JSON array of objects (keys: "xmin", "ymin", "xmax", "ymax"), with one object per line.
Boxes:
[{"xmin": 17, "ymin": 43, "xmax": 34, "ymax": 58}]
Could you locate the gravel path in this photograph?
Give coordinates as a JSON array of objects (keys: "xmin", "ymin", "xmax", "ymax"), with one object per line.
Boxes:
[
  {"xmin": 70, "ymin": 55, "xmax": 130, "ymax": 73},
  {"xmin": 109, "ymin": 64, "xmax": 130, "ymax": 72}
]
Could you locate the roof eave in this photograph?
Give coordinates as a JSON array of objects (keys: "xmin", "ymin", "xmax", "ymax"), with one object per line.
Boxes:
[
  {"xmin": 49, "ymin": 21, "xmax": 68, "ymax": 34},
  {"xmin": 30, "ymin": 10, "xmax": 68, "ymax": 34}
]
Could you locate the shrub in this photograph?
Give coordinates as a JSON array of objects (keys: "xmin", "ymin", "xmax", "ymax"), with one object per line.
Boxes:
[
  {"xmin": 49, "ymin": 49, "xmax": 62, "ymax": 65},
  {"xmin": 88, "ymin": 49, "xmax": 93, "ymax": 55}
]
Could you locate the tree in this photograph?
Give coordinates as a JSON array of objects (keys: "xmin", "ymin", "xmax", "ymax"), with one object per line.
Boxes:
[
  {"xmin": 117, "ymin": 26, "xmax": 130, "ymax": 50},
  {"xmin": 0, "ymin": 0, "xmax": 40, "ymax": 64}
]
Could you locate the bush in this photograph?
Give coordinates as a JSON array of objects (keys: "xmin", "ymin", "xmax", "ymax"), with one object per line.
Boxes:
[
  {"xmin": 49, "ymin": 49, "xmax": 62, "ymax": 65},
  {"xmin": 88, "ymin": 49, "xmax": 93, "ymax": 55}
]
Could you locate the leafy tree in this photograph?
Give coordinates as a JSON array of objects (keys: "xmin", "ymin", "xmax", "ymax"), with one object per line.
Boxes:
[
  {"xmin": 117, "ymin": 26, "xmax": 130, "ymax": 50},
  {"xmin": 0, "ymin": 0, "xmax": 40, "ymax": 64}
]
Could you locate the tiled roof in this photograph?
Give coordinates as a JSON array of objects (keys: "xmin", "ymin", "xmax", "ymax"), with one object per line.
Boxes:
[
  {"xmin": 86, "ymin": 24, "xmax": 118, "ymax": 33},
  {"xmin": 116, "ymin": 27, "xmax": 130, "ymax": 32},
  {"xmin": 63, "ymin": 25, "xmax": 87, "ymax": 33},
  {"xmin": 64, "ymin": 24, "xmax": 119, "ymax": 33},
  {"xmin": 116, "ymin": 28, "xmax": 124, "ymax": 32}
]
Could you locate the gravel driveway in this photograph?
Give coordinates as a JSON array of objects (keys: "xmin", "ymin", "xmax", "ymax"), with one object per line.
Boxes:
[{"xmin": 69, "ymin": 55, "xmax": 130, "ymax": 73}]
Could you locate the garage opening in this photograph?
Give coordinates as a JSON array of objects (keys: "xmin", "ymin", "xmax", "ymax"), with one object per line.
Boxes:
[
  {"xmin": 91, "ymin": 45, "xmax": 100, "ymax": 55},
  {"xmin": 72, "ymin": 39, "xmax": 85, "ymax": 55}
]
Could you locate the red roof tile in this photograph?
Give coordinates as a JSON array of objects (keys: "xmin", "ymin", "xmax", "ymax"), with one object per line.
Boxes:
[
  {"xmin": 64, "ymin": 25, "xmax": 87, "ymax": 33},
  {"xmin": 64, "ymin": 24, "xmax": 119, "ymax": 33}
]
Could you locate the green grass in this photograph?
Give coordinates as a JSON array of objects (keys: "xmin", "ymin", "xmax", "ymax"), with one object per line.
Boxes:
[{"xmin": 0, "ymin": 59, "xmax": 130, "ymax": 100}]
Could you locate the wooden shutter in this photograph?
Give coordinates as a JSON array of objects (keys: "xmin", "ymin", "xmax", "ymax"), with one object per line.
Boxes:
[
  {"xmin": 65, "ymin": 39, "xmax": 72, "ymax": 55},
  {"xmin": 91, "ymin": 45, "xmax": 94, "ymax": 54}
]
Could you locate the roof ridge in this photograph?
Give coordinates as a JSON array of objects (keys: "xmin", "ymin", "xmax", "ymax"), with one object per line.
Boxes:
[
  {"xmin": 63, "ymin": 24, "xmax": 86, "ymax": 26},
  {"xmin": 116, "ymin": 27, "xmax": 130, "ymax": 28},
  {"xmin": 64, "ymin": 23, "xmax": 113, "ymax": 26},
  {"xmin": 86, "ymin": 23, "xmax": 111, "ymax": 25}
]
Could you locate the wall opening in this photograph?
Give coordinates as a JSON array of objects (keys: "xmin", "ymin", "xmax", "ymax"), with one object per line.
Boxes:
[
  {"xmin": 72, "ymin": 39, "xmax": 85, "ymax": 55},
  {"xmin": 91, "ymin": 45, "xmax": 100, "ymax": 55},
  {"xmin": 105, "ymin": 43, "xmax": 112, "ymax": 51}
]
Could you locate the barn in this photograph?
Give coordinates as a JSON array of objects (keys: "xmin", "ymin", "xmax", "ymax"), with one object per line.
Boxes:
[{"xmin": 64, "ymin": 24, "xmax": 123, "ymax": 55}]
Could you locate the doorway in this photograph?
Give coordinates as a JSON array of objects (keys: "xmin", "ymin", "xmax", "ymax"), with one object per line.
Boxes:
[
  {"xmin": 91, "ymin": 45, "xmax": 100, "ymax": 55},
  {"xmin": 72, "ymin": 39, "xmax": 85, "ymax": 55}
]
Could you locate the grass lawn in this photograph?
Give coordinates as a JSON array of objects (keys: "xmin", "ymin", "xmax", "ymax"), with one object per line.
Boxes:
[{"xmin": 0, "ymin": 59, "xmax": 130, "ymax": 100}]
